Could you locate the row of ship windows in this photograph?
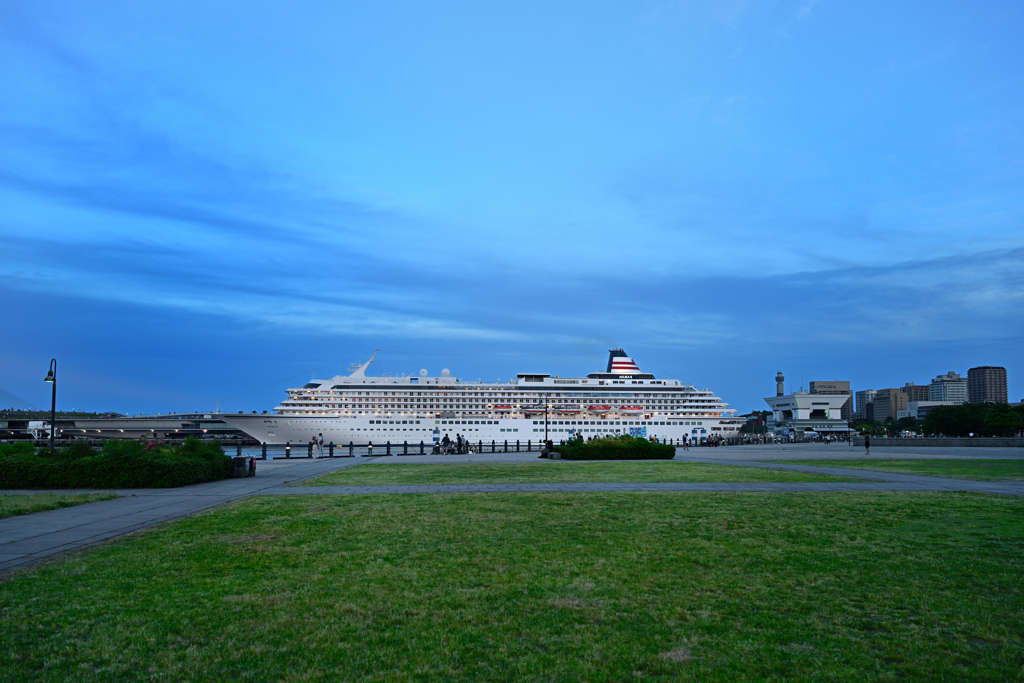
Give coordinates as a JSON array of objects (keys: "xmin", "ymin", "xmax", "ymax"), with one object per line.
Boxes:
[
  {"xmin": 534, "ymin": 420, "xmax": 704, "ymax": 426},
  {"xmin": 292, "ymin": 395, "xmax": 717, "ymax": 400},
  {"xmin": 291, "ymin": 393, "xmax": 717, "ymax": 400},
  {"xmin": 439, "ymin": 419, "xmax": 700, "ymax": 425},
  {"xmin": 537, "ymin": 419, "xmax": 705, "ymax": 426},
  {"xmin": 349, "ymin": 427, "xmax": 521, "ymax": 433},
  {"xmin": 287, "ymin": 411, "xmax": 717, "ymax": 418},
  {"xmin": 434, "ymin": 419, "xmax": 706, "ymax": 426},
  {"xmin": 288, "ymin": 401, "xmax": 716, "ymax": 405},
  {"xmin": 538, "ymin": 427, "xmax": 716, "ymax": 433},
  {"xmin": 290, "ymin": 397, "xmax": 712, "ymax": 399}
]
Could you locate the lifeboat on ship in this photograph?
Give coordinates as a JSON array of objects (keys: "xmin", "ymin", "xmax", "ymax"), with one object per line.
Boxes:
[
  {"xmin": 522, "ymin": 408, "xmax": 546, "ymax": 416},
  {"xmin": 493, "ymin": 405, "xmax": 513, "ymax": 412},
  {"xmin": 619, "ymin": 406, "xmax": 644, "ymax": 414},
  {"xmin": 555, "ymin": 405, "xmax": 581, "ymax": 414},
  {"xmin": 588, "ymin": 405, "xmax": 611, "ymax": 413}
]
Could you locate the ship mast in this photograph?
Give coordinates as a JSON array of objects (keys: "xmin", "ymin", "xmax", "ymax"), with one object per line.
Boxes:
[{"xmin": 348, "ymin": 349, "xmax": 379, "ymax": 378}]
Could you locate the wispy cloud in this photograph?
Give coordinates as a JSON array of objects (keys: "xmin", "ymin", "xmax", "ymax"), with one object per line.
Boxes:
[{"xmin": 796, "ymin": 0, "xmax": 823, "ymax": 21}]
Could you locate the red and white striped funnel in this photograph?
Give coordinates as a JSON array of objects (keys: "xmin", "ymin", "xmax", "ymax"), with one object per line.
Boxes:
[{"xmin": 606, "ymin": 349, "xmax": 641, "ymax": 374}]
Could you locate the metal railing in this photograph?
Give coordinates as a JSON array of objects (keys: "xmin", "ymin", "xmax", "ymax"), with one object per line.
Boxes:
[{"xmin": 245, "ymin": 439, "xmax": 549, "ymax": 459}]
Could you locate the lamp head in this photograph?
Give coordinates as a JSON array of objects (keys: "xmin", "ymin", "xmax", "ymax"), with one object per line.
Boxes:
[{"xmin": 44, "ymin": 370, "xmax": 55, "ymax": 383}]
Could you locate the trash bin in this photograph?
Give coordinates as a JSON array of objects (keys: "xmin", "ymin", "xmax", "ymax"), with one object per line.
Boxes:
[{"xmin": 232, "ymin": 456, "xmax": 255, "ymax": 478}]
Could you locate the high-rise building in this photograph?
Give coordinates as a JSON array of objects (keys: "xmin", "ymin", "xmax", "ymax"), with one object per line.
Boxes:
[
  {"xmin": 967, "ymin": 366, "xmax": 1008, "ymax": 403},
  {"xmin": 872, "ymin": 388, "xmax": 908, "ymax": 422},
  {"xmin": 901, "ymin": 382, "xmax": 930, "ymax": 402},
  {"xmin": 809, "ymin": 380, "xmax": 852, "ymax": 420},
  {"xmin": 929, "ymin": 371, "xmax": 967, "ymax": 404},
  {"xmin": 854, "ymin": 389, "xmax": 877, "ymax": 420}
]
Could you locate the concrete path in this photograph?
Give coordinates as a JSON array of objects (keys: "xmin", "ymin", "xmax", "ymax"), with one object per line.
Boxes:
[{"xmin": 3, "ymin": 445, "xmax": 1022, "ymax": 576}]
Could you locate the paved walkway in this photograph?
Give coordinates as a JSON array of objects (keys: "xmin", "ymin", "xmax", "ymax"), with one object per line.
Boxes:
[{"xmin": 2, "ymin": 446, "xmax": 1022, "ymax": 576}]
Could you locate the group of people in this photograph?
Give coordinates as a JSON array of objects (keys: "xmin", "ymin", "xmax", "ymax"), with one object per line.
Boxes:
[
  {"xmin": 433, "ymin": 433, "xmax": 475, "ymax": 455},
  {"xmin": 309, "ymin": 432, "xmax": 324, "ymax": 457}
]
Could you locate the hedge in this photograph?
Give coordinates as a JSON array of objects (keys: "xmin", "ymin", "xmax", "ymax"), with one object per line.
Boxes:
[
  {"xmin": 0, "ymin": 437, "xmax": 234, "ymax": 489},
  {"xmin": 558, "ymin": 436, "xmax": 675, "ymax": 460}
]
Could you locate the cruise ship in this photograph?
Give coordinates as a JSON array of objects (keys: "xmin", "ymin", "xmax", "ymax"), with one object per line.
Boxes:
[{"xmin": 216, "ymin": 349, "xmax": 743, "ymax": 445}]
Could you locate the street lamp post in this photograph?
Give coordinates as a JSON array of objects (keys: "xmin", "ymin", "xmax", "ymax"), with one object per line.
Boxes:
[
  {"xmin": 534, "ymin": 401, "xmax": 549, "ymax": 442},
  {"xmin": 528, "ymin": 401, "xmax": 551, "ymax": 443},
  {"xmin": 44, "ymin": 358, "xmax": 56, "ymax": 448}
]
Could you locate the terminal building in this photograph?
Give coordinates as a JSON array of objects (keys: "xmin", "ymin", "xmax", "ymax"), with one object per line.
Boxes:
[
  {"xmin": 1, "ymin": 413, "xmax": 248, "ymax": 442},
  {"xmin": 765, "ymin": 372, "xmax": 851, "ymax": 436},
  {"xmin": 808, "ymin": 380, "xmax": 852, "ymax": 421}
]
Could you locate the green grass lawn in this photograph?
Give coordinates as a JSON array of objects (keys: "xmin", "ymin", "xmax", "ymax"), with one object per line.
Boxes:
[
  {"xmin": 2, "ymin": 492, "xmax": 1022, "ymax": 681},
  {"xmin": 306, "ymin": 461, "xmax": 867, "ymax": 486},
  {"xmin": 0, "ymin": 492, "xmax": 118, "ymax": 519},
  {"xmin": 773, "ymin": 459, "xmax": 1024, "ymax": 481}
]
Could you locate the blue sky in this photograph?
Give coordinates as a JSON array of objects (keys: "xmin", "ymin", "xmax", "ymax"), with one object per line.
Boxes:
[{"xmin": 2, "ymin": 0, "xmax": 1022, "ymax": 415}]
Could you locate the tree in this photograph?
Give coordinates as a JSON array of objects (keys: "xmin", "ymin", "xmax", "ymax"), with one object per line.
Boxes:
[
  {"xmin": 852, "ymin": 419, "xmax": 883, "ymax": 436},
  {"xmin": 984, "ymin": 403, "xmax": 1024, "ymax": 437},
  {"xmin": 923, "ymin": 403, "xmax": 993, "ymax": 437},
  {"xmin": 895, "ymin": 416, "xmax": 919, "ymax": 433}
]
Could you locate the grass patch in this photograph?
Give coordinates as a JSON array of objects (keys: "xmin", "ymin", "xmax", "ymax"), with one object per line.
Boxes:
[
  {"xmin": 773, "ymin": 459, "xmax": 1024, "ymax": 481},
  {"xmin": 2, "ymin": 492, "xmax": 1022, "ymax": 680},
  {"xmin": 0, "ymin": 492, "xmax": 119, "ymax": 519},
  {"xmin": 305, "ymin": 461, "xmax": 868, "ymax": 485}
]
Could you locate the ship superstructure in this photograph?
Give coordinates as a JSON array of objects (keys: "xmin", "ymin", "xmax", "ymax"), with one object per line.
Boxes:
[{"xmin": 217, "ymin": 349, "xmax": 742, "ymax": 444}]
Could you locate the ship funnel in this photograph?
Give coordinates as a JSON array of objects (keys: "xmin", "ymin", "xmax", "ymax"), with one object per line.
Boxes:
[{"xmin": 606, "ymin": 349, "xmax": 641, "ymax": 375}]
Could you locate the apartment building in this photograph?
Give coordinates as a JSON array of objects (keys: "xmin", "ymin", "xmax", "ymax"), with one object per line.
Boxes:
[
  {"xmin": 929, "ymin": 371, "xmax": 967, "ymax": 404},
  {"xmin": 967, "ymin": 366, "xmax": 1008, "ymax": 403}
]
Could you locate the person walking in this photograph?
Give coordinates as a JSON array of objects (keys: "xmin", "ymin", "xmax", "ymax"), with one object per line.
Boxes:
[
  {"xmin": 317, "ymin": 433, "xmax": 324, "ymax": 458},
  {"xmin": 864, "ymin": 433, "xmax": 870, "ymax": 456}
]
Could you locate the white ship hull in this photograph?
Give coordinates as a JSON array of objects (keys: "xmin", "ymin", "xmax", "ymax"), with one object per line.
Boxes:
[{"xmin": 217, "ymin": 413, "xmax": 733, "ymax": 445}]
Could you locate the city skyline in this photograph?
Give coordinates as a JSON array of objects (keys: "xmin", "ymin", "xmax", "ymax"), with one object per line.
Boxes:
[{"xmin": 2, "ymin": 1, "xmax": 1023, "ymax": 414}]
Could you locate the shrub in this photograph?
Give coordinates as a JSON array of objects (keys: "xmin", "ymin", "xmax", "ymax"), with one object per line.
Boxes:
[
  {"xmin": 0, "ymin": 437, "xmax": 234, "ymax": 489},
  {"xmin": 559, "ymin": 435, "xmax": 675, "ymax": 460},
  {"xmin": 0, "ymin": 442, "xmax": 35, "ymax": 457}
]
